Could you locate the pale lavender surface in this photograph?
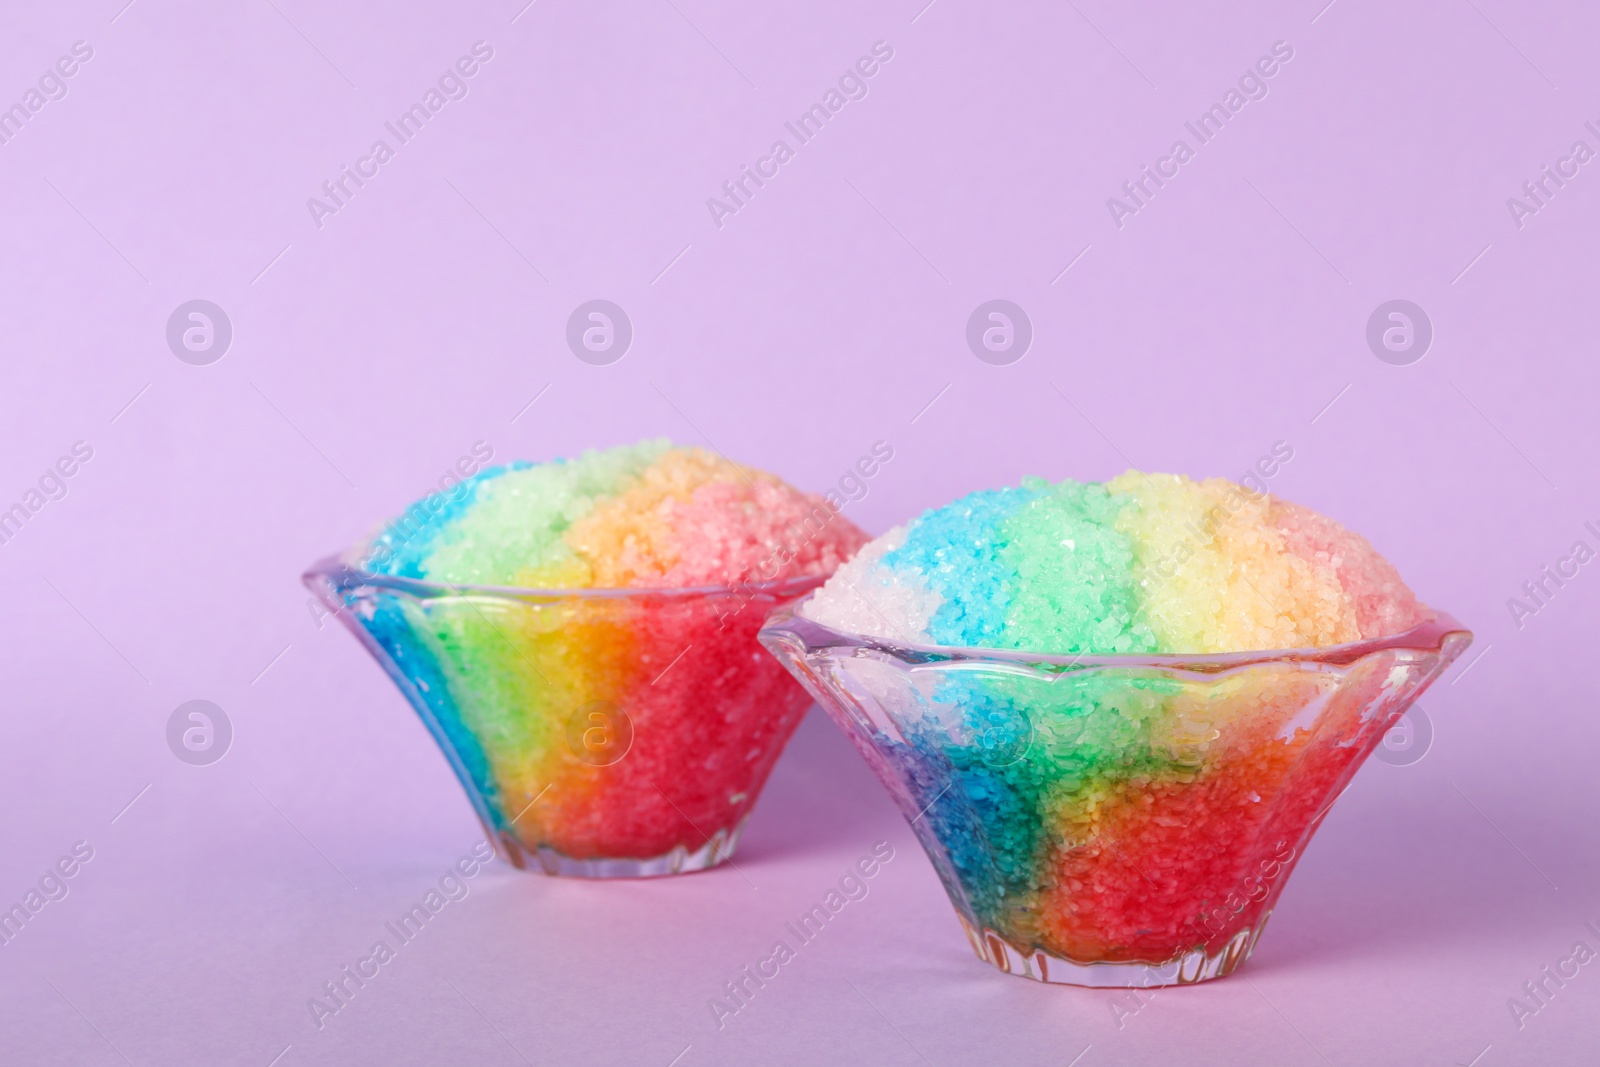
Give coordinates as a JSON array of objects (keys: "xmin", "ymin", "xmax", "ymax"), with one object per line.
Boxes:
[{"xmin": 0, "ymin": 0, "xmax": 1596, "ymax": 1064}]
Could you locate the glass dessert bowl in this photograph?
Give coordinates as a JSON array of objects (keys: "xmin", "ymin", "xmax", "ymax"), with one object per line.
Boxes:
[
  {"xmin": 306, "ymin": 557, "xmax": 822, "ymax": 877},
  {"xmin": 760, "ymin": 601, "xmax": 1471, "ymax": 987}
]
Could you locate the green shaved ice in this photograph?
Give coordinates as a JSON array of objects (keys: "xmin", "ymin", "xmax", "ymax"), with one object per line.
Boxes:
[{"xmin": 997, "ymin": 478, "xmax": 1156, "ymax": 654}]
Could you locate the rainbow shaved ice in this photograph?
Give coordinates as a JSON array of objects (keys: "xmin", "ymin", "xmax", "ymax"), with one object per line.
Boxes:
[
  {"xmin": 330, "ymin": 440, "xmax": 867, "ymax": 873},
  {"xmin": 804, "ymin": 470, "xmax": 1428, "ymax": 653},
  {"xmin": 365, "ymin": 438, "xmax": 864, "ymax": 590},
  {"xmin": 788, "ymin": 471, "xmax": 1445, "ymax": 976}
]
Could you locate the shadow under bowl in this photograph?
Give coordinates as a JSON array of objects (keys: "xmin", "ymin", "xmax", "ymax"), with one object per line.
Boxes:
[
  {"xmin": 758, "ymin": 600, "xmax": 1471, "ymax": 987},
  {"xmin": 304, "ymin": 556, "xmax": 822, "ymax": 878}
]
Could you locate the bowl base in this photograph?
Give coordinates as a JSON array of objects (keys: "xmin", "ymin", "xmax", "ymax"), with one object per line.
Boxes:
[
  {"xmin": 959, "ymin": 914, "xmax": 1268, "ymax": 987},
  {"xmin": 490, "ymin": 818, "xmax": 747, "ymax": 879}
]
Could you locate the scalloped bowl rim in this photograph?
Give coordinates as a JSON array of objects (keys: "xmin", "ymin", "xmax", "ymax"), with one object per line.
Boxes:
[
  {"xmin": 302, "ymin": 553, "xmax": 827, "ymax": 603},
  {"xmin": 760, "ymin": 592, "xmax": 1472, "ymax": 673}
]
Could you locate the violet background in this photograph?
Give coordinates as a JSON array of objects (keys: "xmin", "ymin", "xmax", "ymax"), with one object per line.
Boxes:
[{"xmin": 1, "ymin": 0, "xmax": 1596, "ymax": 1064}]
